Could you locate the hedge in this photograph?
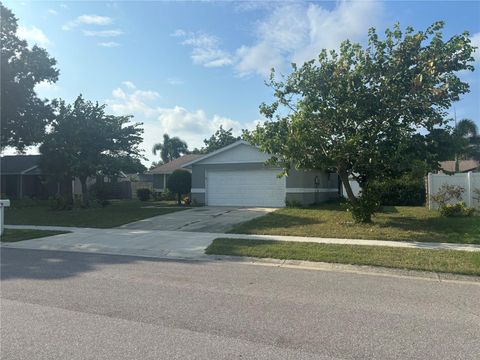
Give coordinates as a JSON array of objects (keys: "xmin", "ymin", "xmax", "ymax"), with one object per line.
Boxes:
[{"xmin": 369, "ymin": 179, "xmax": 425, "ymax": 206}]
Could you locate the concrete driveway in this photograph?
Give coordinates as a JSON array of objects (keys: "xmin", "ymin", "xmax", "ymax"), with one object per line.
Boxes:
[{"xmin": 119, "ymin": 206, "xmax": 275, "ymax": 233}]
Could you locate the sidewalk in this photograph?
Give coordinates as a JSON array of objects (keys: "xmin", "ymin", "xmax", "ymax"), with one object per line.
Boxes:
[{"xmin": 4, "ymin": 225, "xmax": 480, "ymax": 261}]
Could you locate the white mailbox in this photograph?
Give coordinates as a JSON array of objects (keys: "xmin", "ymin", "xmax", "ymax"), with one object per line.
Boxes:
[{"xmin": 0, "ymin": 199, "xmax": 11, "ymax": 236}]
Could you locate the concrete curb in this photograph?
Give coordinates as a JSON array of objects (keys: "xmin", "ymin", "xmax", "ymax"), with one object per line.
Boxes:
[{"xmin": 208, "ymin": 254, "xmax": 480, "ymax": 285}]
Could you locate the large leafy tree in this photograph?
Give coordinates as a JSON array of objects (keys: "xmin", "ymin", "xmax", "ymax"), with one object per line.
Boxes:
[
  {"xmin": 248, "ymin": 22, "xmax": 475, "ymax": 216},
  {"xmin": 39, "ymin": 95, "xmax": 144, "ymax": 204},
  {"xmin": 1, "ymin": 3, "xmax": 59, "ymax": 151},
  {"xmin": 202, "ymin": 125, "xmax": 240, "ymax": 153},
  {"xmin": 152, "ymin": 134, "xmax": 188, "ymax": 163}
]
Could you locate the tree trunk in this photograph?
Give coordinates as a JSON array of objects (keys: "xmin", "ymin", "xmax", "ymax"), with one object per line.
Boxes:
[
  {"xmin": 177, "ymin": 192, "xmax": 182, "ymax": 205},
  {"xmin": 80, "ymin": 176, "xmax": 89, "ymax": 207},
  {"xmin": 338, "ymin": 168, "xmax": 356, "ymax": 202}
]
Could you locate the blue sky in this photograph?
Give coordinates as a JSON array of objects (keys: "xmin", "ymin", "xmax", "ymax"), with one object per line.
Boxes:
[{"xmin": 6, "ymin": 0, "xmax": 480, "ymax": 164}]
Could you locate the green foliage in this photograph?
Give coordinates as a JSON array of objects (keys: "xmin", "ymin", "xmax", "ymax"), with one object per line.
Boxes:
[
  {"xmin": 89, "ymin": 183, "xmax": 114, "ymax": 207},
  {"xmin": 454, "ymin": 119, "xmax": 480, "ymax": 165},
  {"xmin": 152, "ymin": 134, "xmax": 188, "ymax": 163},
  {"xmin": 136, "ymin": 188, "xmax": 151, "ymax": 202},
  {"xmin": 0, "ymin": 3, "xmax": 59, "ymax": 151},
  {"xmin": 49, "ymin": 195, "xmax": 72, "ymax": 211},
  {"xmin": 370, "ymin": 179, "xmax": 425, "ymax": 206},
  {"xmin": 346, "ymin": 188, "xmax": 381, "ymax": 223},
  {"xmin": 39, "ymin": 95, "xmax": 144, "ymax": 205},
  {"xmin": 439, "ymin": 201, "xmax": 475, "ymax": 217},
  {"xmin": 285, "ymin": 200, "xmax": 303, "ymax": 208},
  {"xmin": 430, "ymin": 184, "xmax": 464, "ymax": 207},
  {"xmin": 167, "ymin": 169, "xmax": 192, "ymax": 204},
  {"xmin": 202, "ymin": 126, "xmax": 240, "ymax": 153},
  {"xmin": 160, "ymin": 188, "xmax": 176, "ymax": 201},
  {"xmin": 248, "ymin": 21, "xmax": 475, "ymax": 221},
  {"xmin": 430, "ymin": 184, "xmax": 474, "ymax": 217}
]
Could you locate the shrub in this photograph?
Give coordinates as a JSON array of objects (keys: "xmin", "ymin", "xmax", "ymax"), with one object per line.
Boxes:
[
  {"xmin": 346, "ymin": 188, "xmax": 380, "ymax": 223},
  {"xmin": 89, "ymin": 182, "xmax": 113, "ymax": 207},
  {"xmin": 430, "ymin": 184, "xmax": 464, "ymax": 208},
  {"xmin": 430, "ymin": 185, "xmax": 475, "ymax": 217},
  {"xmin": 369, "ymin": 179, "xmax": 425, "ymax": 206},
  {"xmin": 160, "ymin": 188, "xmax": 176, "ymax": 201},
  {"xmin": 136, "ymin": 188, "xmax": 151, "ymax": 201},
  {"xmin": 285, "ymin": 199, "xmax": 302, "ymax": 208},
  {"xmin": 49, "ymin": 195, "xmax": 72, "ymax": 211},
  {"xmin": 439, "ymin": 201, "xmax": 475, "ymax": 217},
  {"xmin": 167, "ymin": 169, "xmax": 192, "ymax": 205},
  {"xmin": 473, "ymin": 188, "xmax": 480, "ymax": 203}
]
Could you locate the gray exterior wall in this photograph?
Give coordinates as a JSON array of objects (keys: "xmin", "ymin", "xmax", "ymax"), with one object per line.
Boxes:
[
  {"xmin": 190, "ymin": 162, "xmax": 339, "ymax": 207},
  {"xmin": 152, "ymin": 174, "xmax": 165, "ymax": 189}
]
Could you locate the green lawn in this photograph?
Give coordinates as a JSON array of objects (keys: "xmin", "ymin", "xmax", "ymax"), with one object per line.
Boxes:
[
  {"xmin": 228, "ymin": 203, "xmax": 480, "ymax": 244},
  {"xmin": 206, "ymin": 238, "xmax": 480, "ymax": 276},
  {"xmin": 1, "ymin": 229, "xmax": 68, "ymax": 242},
  {"xmin": 5, "ymin": 200, "xmax": 187, "ymax": 228}
]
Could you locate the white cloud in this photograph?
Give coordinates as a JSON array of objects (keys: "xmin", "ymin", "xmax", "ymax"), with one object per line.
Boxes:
[
  {"xmin": 99, "ymin": 41, "xmax": 121, "ymax": 47},
  {"xmin": 122, "ymin": 81, "xmax": 136, "ymax": 89},
  {"xmin": 60, "ymin": 4, "xmax": 68, "ymax": 9},
  {"xmin": 171, "ymin": 29, "xmax": 187, "ymax": 37},
  {"xmin": 47, "ymin": 9, "xmax": 58, "ymax": 16},
  {"xmin": 83, "ymin": 29, "xmax": 123, "ymax": 37},
  {"xmin": 17, "ymin": 26, "xmax": 51, "ymax": 47},
  {"xmin": 105, "ymin": 83, "xmax": 256, "ymax": 162},
  {"xmin": 235, "ymin": 1, "xmax": 383, "ymax": 76},
  {"xmin": 174, "ymin": 1, "xmax": 383, "ymax": 77},
  {"xmin": 471, "ymin": 32, "xmax": 480, "ymax": 63},
  {"xmin": 63, "ymin": 14, "xmax": 113, "ymax": 30},
  {"xmin": 173, "ymin": 30, "xmax": 233, "ymax": 67},
  {"xmin": 107, "ymin": 83, "xmax": 160, "ymax": 118},
  {"xmin": 166, "ymin": 78, "xmax": 185, "ymax": 85}
]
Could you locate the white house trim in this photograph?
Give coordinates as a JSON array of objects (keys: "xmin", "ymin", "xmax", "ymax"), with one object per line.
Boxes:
[
  {"xmin": 181, "ymin": 140, "xmax": 253, "ymax": 167},
  {"xmin": 20, "ymin": 165, "xmax": 38, "ymax": 174},
  {"xmin": 286, "ymin": 188, "xmax": 338, "ymax": 193},
  {"xmin": 191, "ymin": 188, "xmax": 206, "ymax": 193}
]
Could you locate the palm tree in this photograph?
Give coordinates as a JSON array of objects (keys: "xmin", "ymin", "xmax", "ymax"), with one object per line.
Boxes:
[
  {"xmin": 454, "ymin": 118, "xmax": 479, "ymax": 172},
  {"xmin": 152, "ymin": 133, "xmax": 189, "ymax": 163}
]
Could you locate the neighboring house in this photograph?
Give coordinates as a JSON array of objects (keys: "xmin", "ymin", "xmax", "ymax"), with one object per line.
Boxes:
[
  {"xmin": 439, "ymin": 160, "xmax": 479, "ymax": 173},
  {"xmin": 0, "ymin": 155, "xmax": 71, "ymax": 198},
  {"xmin": 147, "ymin": 154, "xmax": 202, "ymax": 192},
  {"xmin": 71, "ymin": 172, "xmax": 154, "ymax": 199},
  {"xmin": 182, "ymin": 140, "xmax": 339, "ymax": 207}
]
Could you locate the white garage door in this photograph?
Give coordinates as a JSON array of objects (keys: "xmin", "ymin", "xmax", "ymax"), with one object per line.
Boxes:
[{"xmin": 206, "ymin": 169, "xmax": 286, "ymax": 207}]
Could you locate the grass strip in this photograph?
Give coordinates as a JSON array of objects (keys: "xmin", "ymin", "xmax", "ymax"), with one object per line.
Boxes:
[{"xmin": 206, "ymin": 238, "xmax": 480, "ymax": 276}]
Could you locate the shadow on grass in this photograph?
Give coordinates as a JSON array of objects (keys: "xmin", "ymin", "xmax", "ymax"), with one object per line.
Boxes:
[
  {"xmin": 378, "ymin": 215, "xmax": 480, "ymax": 244},
  {"xmin": 228, "ymin": 213, "xmax": 321, "ymax": 233},
  {"xmin": 1, "ymin": 248, "xmax": 212, "ymax": 281}
]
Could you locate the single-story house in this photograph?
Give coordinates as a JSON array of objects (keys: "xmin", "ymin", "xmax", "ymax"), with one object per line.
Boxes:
[
  {"xmin": 0, "ymin": 155, "xmax": 71, "ymax": 198},
  {"xmin": 439, "ymin": 160, "xmax": 479, "ymax": 173},
  {"xmin": 147, "ymin": 154, "xmax": 202, "ymax": 192},
  {"xmin": 182, "ymin": 140, "xmax": 339, "ymax": 207}
]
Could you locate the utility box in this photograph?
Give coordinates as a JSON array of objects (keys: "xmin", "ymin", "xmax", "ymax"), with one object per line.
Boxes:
[{"xmin": 0, "ymin": 199, "xmax": 11, "ymax": 236}]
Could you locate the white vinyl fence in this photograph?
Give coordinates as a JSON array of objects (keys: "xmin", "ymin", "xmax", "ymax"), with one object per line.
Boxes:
[{"xmin": 427, "ymin": 172, "xmax": 480, "ymax": 209}]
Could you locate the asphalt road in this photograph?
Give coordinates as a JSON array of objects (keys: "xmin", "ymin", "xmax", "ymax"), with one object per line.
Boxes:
[{"xmin": 1, "ymin": 248, "xmax": 479, "ymax": 360}]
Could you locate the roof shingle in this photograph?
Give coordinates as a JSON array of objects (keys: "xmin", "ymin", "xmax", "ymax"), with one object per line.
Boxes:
[{"xmin": 147, "ymin": 154, "xmax": 203, "ymax": 174}]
